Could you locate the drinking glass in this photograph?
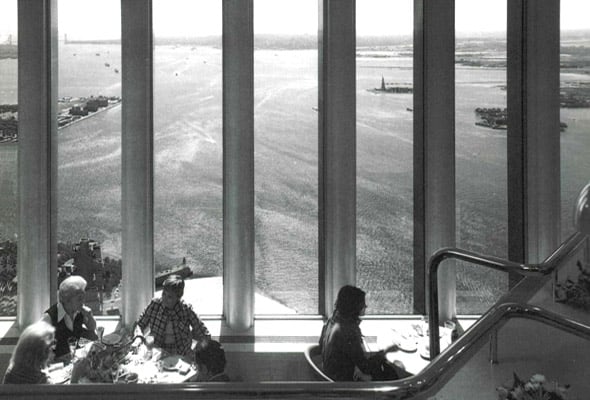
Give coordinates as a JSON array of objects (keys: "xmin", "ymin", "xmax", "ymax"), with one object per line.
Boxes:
[
  {"xmin": 97, "ymin": 326, "xmax": 105, "ymax": 342},
  {"xmin": 68, "ymin": 337, "xmax": 78, "ymax": 360}
]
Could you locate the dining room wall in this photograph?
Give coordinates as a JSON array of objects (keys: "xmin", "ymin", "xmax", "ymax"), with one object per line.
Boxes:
[{"xmin": 224, "ymin": 351, "xmax": 319, "ymax": 382}]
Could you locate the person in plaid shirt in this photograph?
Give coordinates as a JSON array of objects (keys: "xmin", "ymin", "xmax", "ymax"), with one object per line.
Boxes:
[{"xmin": 134, "ymin": 275, "xmax": 210, "ymax": 357}]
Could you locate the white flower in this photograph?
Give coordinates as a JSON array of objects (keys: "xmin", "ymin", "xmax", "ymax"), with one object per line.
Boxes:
[{"xmin": 530, "ymin": 374, "xmax": 546, "ymax": 384}]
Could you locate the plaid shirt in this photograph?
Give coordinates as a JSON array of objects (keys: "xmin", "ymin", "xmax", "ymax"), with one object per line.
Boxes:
[{"xmin": 137, "ymin": 297, "xmax": 210, "ymax": 357}]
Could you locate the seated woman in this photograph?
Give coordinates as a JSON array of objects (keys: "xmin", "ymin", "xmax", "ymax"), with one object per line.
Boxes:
[
  {"xmin": 4, "ymin": 321, "xmax": 56, "ymax": 384},
  {"xmin": 193, "ymin": 339, "xmax": 230, "ymax": 382},
  {"xmin": 319, "ymin": 285, "xmax": 411, "ymax": 381},
  {"xmin": 41, "ymin": 275, "xmax": 98, "ymax": 358},
  {"xmin": 134, "ymin": 274, "xmax": 211, "ymax": 357}
]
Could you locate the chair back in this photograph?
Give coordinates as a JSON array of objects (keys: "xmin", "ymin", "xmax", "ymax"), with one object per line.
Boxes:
[{"xmin": 303, "ymin": 344, "xmax": 334, "ymax": 382}]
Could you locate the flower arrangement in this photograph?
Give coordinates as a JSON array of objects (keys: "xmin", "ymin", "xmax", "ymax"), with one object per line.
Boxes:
[
  {"xmin": 71, "ymin": 342, "xmax": 125, "ymax": 383},
  {"xmin": 496, "ymin": 373, "xmax": 570, "ymax": 400},
  {"xmin": 71, "ymin": 334, "xmax": 141, "ymax": 383},
  {"xmin": 555, "ymin": 260, "xmax": 590, "ymax": 311}
]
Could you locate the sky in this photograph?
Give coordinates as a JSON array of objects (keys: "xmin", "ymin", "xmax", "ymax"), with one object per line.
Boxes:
[{"xmin": 0, "ymin": 0, "xmax": 589, "ymax": 41}]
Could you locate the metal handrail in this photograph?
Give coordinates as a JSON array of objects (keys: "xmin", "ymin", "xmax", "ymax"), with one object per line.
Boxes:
[
  {"xmin": 3, "ymin": 303, "xmax": 589, "ymax": 399},
  {"xmin": 428, "ymin": 231, "xmax": 588, "ymax": 359}
]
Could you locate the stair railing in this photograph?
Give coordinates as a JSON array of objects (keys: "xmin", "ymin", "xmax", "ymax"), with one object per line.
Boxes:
[{"xmin": 428, "ymin": 230, "xmax": 588, "ymax": 359}]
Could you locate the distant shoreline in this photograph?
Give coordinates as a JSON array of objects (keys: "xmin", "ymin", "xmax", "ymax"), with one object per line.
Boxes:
[
  {"xmin": 0, "ymin": 96, "xmax": 121, "ymax": 144},
  {"xmin": 58, "ymin": 99, "xmax": 121, "ymax": 130}
]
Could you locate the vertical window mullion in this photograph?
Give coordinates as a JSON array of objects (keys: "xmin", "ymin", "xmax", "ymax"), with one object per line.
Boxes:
[
  {"xmin": 507, "ymin": 0, "xmax": 561, "ymax": 267},
  {"xmin": 318, "ymin": 0, "xmax": 356, "ymax": 317},
  {"xmin": 16, "ymin": 0, "xmax": 57, "ymax": 327},
  {"xmin": 413, "ymin": 0, "xmax": 456, "ymax": 320},
  {"xmin": 223, "ymin": 0, "xmax": 255, "ymax": 330},
  {"xmin": 121, "ymin": 0, "xmax": 154, "ymax": 328}
]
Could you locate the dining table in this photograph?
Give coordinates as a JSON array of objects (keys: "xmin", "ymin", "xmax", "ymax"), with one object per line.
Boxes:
[
  {"xmin": 45, "ymin": 333, "xmax": 198, "ymax": 384},
  {"xmin": 379, "ymin": 321, "xmax": 456, "ymax": 375}
]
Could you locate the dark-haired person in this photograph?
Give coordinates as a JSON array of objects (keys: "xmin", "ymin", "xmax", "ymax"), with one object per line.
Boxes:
[
  {"xmin": 193, "ymin": 339, "xmax": 230, "ymax": 382},
  {"xmin": 134, "ymin": 274, "xmax": 210, "ymax": 357},
  {"xmin": 41, "ymin": 275, "xmax": 98, "ymax": 358},
  {"xmin": 319, "ymin": 285, "xmax": 411, "ymax": 381},
  {"xmin": 4, "ymin": 321, "xmax": 56, "ymax": 384}
]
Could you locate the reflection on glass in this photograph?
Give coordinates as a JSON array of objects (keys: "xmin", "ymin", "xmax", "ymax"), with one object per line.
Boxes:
[
  {"xmin": 560, "ymin": 0, "xmax": 590, "ymax": 242},
  {"xmin": 0, "ymin": 0, "xmax": 18, "ymax": 316},
  {"xmin": 455, "ymin": 0, "xmax": 508, "ymax": 314},
  {"xmin": 57, "ymin": 0, "xmax": 122, "ymax": 316},
  {"xmin": 356, "ymin": 0, "xmax": 413, "ymax": 314},
  {"xmin": 153, "ymin": 0, "xmax": 223, "ymax": 315},
  {"xmin": 254, "ymin": 0, "xmax": 318, "ymax": 314}
]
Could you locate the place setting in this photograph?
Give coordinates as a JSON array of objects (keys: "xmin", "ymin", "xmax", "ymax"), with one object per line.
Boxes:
[
  {"xmin": 376, "ymin": 318, "xmax": 458, "ymax": 375},
  {"xmin": 45, "ymin": 330, "xmax": 198, "ymax": 384}
]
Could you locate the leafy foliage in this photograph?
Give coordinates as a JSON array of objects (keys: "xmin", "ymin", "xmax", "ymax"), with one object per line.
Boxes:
[
  {"xmin": 497, "ymin": 373, "xmax": 570, "ymax": 400},
  {"xmin": 555, "ymin": 260, "xmax": 590, "ymax": 310}
]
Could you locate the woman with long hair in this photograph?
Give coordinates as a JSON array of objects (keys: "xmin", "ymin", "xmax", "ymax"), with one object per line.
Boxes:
[
  {"xmin": 319, "ymin": 285, "xmax": 410, "ymax": 381},
  {"xmin": 4, "ymin": 321, "xmax": 56, "ymax": 384}
]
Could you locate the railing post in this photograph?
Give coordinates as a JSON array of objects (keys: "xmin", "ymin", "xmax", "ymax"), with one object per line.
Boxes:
[{"xmin": 488, "ymin": 328, "xmax": 498, "ymax": 364}]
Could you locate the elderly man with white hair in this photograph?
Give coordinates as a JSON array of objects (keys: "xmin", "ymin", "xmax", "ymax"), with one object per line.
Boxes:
[{"xmin": 41, "ymin": 275, "xmax": 98, "ymax": 358}]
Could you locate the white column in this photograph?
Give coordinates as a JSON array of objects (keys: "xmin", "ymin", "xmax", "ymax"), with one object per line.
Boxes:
[
  {"xmin": 414, "ymin": 0, "xmax": 456, "ymax": 321},
  {"xmin": 507, "ymin": 1, "xmax": 561, "ymax": 265},
  {"xmin": 319, "ymin": 0, "xmax": 356, "ymax": 316},
  {"xmin": 223, "ymin": 0, "xmax": 254, "ymax": 330},
  {"xmin": 17, "ymin": 0, "xmax": 58, "ymax": 328},
  {"xmin": 121, "ymin": 0, "xmax": 154, "ymax": 328}
]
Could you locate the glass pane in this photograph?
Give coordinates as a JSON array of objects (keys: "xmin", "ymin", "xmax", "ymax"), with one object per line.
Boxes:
[
  {"xmin": 254, "ymin": 0, "xmax": 318, "ymax": 314},
  {"xmin": 0, "ymin": 0, "xmax": 18, "ymax": 317},
  {"xmin": 455, "ymin": 0, "xmax": 508, "ymax": 314},
  {"xmin": 153, "ymin": 0, "xmax": 222, "ymax": 315},
  {"xmin": 356, "ymin": 0, "xmax": 414, "ymax": 314},
  {"xmin": 560, "ymin": 0, "xmax": 590, "ymax": 241},
  {"xmin": 58, "ymin": 0, "xmax": 122, "ymax": 316}
]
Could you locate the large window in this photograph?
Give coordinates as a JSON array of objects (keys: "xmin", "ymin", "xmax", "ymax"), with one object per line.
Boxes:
[
  {"xmin": 560, "ymin": 0, "xmax": 590, "ymax": 241},
  {"xmin": 455, "ymin": 0, "xmax": 508, "ymax": 314},
  {"xmin": 11, "ymin": 2, "xmax": 573, "ymax": 325},
  {"xmin": 0, "ymin": 0, "xmax": 18, "ymax": 316},
  {"xmin": 57, "ymin": 0, "xmax": 122, "ymax": 316},
  {"xmin": 153, "ymin": 0, "xmax": 223, "ymax": 315},
  {"xmin": 254, "ymin": 0, "xmax": 318, "ymax": 314},
  {"xmin": 356, "ymin": 0, "xmax": 414, "ymax": 314}
]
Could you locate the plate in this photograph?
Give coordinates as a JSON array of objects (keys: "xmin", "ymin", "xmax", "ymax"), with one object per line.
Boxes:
[
  {"xmin": 102, "ymin": 333, "xmax": 122, "ymax": 345},
  {"xmin": 390, "ymin": 329, "xmax": 418, "ymax": 353},
  {"xmin": 419, "ymin": 340, "xmax": 431, "ymax": 360},
  {"xmin": 46, "ymin": 363, "xmax": 72, "ymax": 384},
  {"xmin": 398, "ymin": 338, "xmax": 418, "ymax": 353},
  {"xmin": 161, "ymin": 355, "xmax": 182, "ymax": 371}
]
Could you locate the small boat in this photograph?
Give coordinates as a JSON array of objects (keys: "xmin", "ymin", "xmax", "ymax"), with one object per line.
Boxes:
[{"xmin": 114, "ymin": 69, "xmax": 119, "ymax": 73}]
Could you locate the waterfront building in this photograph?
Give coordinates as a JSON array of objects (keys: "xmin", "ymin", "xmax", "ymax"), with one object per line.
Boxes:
[
  {"xmin": 69, "ymin": 105, "xmax": 88, "ymax": 116},
  {"xmin": 56, "ymin": 238, "xmax": 105, "ymax": 313}
]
